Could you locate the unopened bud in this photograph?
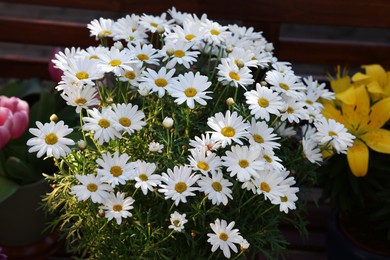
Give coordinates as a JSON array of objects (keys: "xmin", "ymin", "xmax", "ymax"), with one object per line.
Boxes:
[
  {"xmin": 106, "ymin": 97, "xmax": 114, "ymax": 105},
  {"xmin": 50, "ymin": 114, "xmax": 59, "ymax": 122},
  {"xmin": 236, "ymin": 59, "xmax": 245, "ymax": 68},
  {"xmin": 225, "ymin": 46, "xmax": 233, "ymax": 53},
  {"xmin": 113, "ymin": 41, "xmax": 124, "ymax": 50},
  {"xmin": 166, "ymin": 48, "xmax": 175, "ymax": 56},
  {"xmin": 157, "ymin": 25, "xmax": 165, "ymax": 34},
  {"xmin": 191, "ymin": 230, "xmax": 196, "ymax": 238},
  {"xmin": 260, "ymin": 81, "xmax": 268, "ymax": 87},
  {"xmin": 163, "ymin": 117, "xmax": 174, "ymax": 129},
  {"xmin": 226, "ymin": 97, "xmax": 235, "ymax": 106},
  {"xmin": 98, "ymin": 209, "xmax": 105, "ymax": 218},
  {"xmin": 77, "ymin": 140, "xmax": 87, "ymax": 150}
]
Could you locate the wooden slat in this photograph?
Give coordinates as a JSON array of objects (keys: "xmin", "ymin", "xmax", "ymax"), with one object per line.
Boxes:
[
  {"xmin": 278, "ymin": 38, "xmax": 390, "ymax": 68},
  {"xmin": 0, "ymin": 16, "xmax": 97, "ymax": 47},
  {"xmin": 0, "ymin": 55, "xmax": 50, "ymax": 79}
]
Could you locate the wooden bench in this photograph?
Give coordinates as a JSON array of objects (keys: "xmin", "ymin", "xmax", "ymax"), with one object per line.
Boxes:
[{"xmin": 0, "ymin": 0, "xmax": 389, "ymax": 81}]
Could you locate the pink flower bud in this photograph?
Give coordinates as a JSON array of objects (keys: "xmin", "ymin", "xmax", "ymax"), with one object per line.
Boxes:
[
  {"xmin": 0, "ymin": 107, "xmax": 12, "ymax": 148},
  {"xmin": 0, "ymin": 96, "xmax": 29, "ymax": 140},
  {"xmin": 48, "ymin": 47, "xmax": 64, "ymax": 83}
]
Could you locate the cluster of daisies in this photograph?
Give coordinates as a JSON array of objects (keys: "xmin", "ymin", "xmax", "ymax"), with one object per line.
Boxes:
[{"xmin": 26, "ymin": 7, "xmax": 355, "ymax": 259}]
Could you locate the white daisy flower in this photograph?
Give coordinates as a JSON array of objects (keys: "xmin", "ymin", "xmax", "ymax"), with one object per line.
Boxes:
[
  {"xmin": 313, "ymin": 118, "xmax": 355, "ymax": 154},
  {"xmin": 166, "ymin": 19, "xmax": 205, "ymax": 44},
  {"xmin": 217, "ymin": 58, "xmax": 254, "ymax": 89},
  {"xmin": 170, "ymin": 71, "xmax": 212, "ymax": 109},
  {"xmin": 189, "ymin": 133, "xmax": 222, "ymax": 153},
  {"xmin": 247, "ymin": 119, "xmax": 281, "ymax": 151},
  {"xmin": 63, "ymin": 56, "xmax": 104, "ymax": 86},
  {"xmin": 71, "ymin": 174, "xmax": 113, "ymax": 203},
  {"xmin": 275, "ymin": 121, "xmax": 297, "ymax": 137},
  {"xmin": 207, "ymin": 218, "xmax": 243, "ymax": 259},
  {"xmin": 207, "ymin": 110, "xmax": 250, "ymax": 148},
  {"xmin": 158, "ymin": 165, "xmax": 199, "ymax": 206},
  {"xmin": 99, "ymin": 191, "xmax": 134, "ymax": 225},
  {"xmin": 260, "ymin": 149, "xmax": 285, "ymax": 172},
  {"xmin": 222, "ymin": 145, "xmax": 264, "ymax": 182},
  {"xmin": 168, "ymin": 211, "xmax": 188, "ymax": 232},
  {"xmin": 272, "ymin": 186, "xmax": 299, "ymax": 214},
  {"xmin": 227, "ymin": 47, "xmax": 258, "ymax": 68},
  {"xmin": 188, "ymin": 147, "xmax": 222, "ymax": 174},
  {"xmin": 139, "ymin": 13, "xmax": 174, "ymax": 33},
  {"xmin": 161, "ymin": 40, "xmax": 200, "ymax": 69},
  {"xmin": 279, "ymin": 98, "xmax": 305, "ymax": 124},
  {"xmin": 87, "ymin": 17, "xmax": 114, "ymax": 40},
  {"xmin": 77, "ymin": 46, "xmax": 107, "ymax": 61},
  {"xmin": 52, "ymin": 47, "xmax": 82, "ymax": 72},
  {"xmin": 139, "ymin": 67, "xmax": 176, "ymax": 97},
  {"xmin": 127, "ymin": 42, "xmax": 162, "ymax": 67},
  {"xmin": 198, "ymin": 170, "xmax": 233, "ymax": 206},
  {"xmin": 27, "ymin": 120, "xmax": 75, "ymax": 159},
  {"xmin": 60, "ymin": 84, "xmax": 100, "ymax": 113},
  {"xmin": 239, "ymin": 237, "xmax": 250, "ymax": 252},
  {"xmin": 133, "ymin": 160, "xmax": 161, "ymax": 195},
  {"xmin": 118, "ymin": 64, "xmax": 144, "ymax": 87},
  {"xmin": 96, "ymin": 151, "xmax": 135, "ymax": 187},
  {"xmin": 244, "ymin": 83, "xmax": 284, "ymax": 121},
  {"xmin": 112, "ymin": 14, "xmax": 148, "ymax": 44},
  {"xmin": 111, "ymin": 103, "xmax": 146, "ymax": 135},
  {"xmin": 82, "ymin": 107, "xmax": 121, "ymax": 145},
  {"xmin": 265, "ymin": 70, "xmax": 305, "ymax": 99},
  {"xmin": 302, "ymin": 137, "xmax": 323, "ymax": 164},
  {"xmin": 98, "ymin": 47, "xmax": 136, "ymax": 75},
  {"xmin": 303, "ymin": 76, "xmax": 335, "ymax": 101},
  {"xmin": 254, "ymin": 170, "xmax": 288, "ymax": 202},
  {"xmin": 148, "ymin": 141, "xmax": 164, "ymax": 153},
  {"xmin": 201, "ymin": 19, "xmax": 231, "ymax": 45}
]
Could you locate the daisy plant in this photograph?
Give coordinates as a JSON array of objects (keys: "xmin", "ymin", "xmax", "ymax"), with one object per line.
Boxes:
[
  {"xmin": 29, "ymin": 8, "xmax": 353, "ymax": 259},
  {"xmin": 319, "ymin": 64, "xmax": 390, "ymax": 245}
]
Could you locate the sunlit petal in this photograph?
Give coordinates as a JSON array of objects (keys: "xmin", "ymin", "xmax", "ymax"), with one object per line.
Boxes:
[
  {"xmin": 361, "ymin": 129, "xmax": 390, "ymax": 153},
  {"xmin": 367, "ymin": 97, "xmax": 390, "ymax": 129},
  {"xmin": 347, "ymin": 139, "xmax": 369, "ymax": 177}
]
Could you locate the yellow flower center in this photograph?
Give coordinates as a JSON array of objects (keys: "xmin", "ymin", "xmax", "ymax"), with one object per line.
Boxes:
[
  {"xmin": 150, "ymin": 22, "xmax": 158, "ymax": 28},
  {"xmin": 280, "ymin": 196, "xmax": 288, "ymax": 202},
  {"xmin": 211, "ymin": 181, "xmax": 223, "ymax": 192},
  {"xmin": 175, "ymin": 182, "xmax": 187, "ymax": 193},
  {"xmin": 210, "ymin": 29, "xmax": 220, "ymax": 35},
  {"xmin": 253, "ymin": 134, "xmax": 264, "ymax": 143},
  {"xmin": 329, "ymin": 131, "xmax": 338, "ymax": 137},
  {"xmin": 258, "ymin": 98, "xmax": 269, "ymax": 108},
  {"xmin": 75, "ymin": 98, "xmax": 87, "ymax": 105},
  {"xmin": 197, "ymin": 161, "xmax": 210, "ymax": 171},
  {"xmin": 287, "ymin": 107, "xmax": 294, "ymax": 114},
  {"xmin": 174, "ymin": 50, "xmax": 185, "ymax": 58},
  {"xmin": 137, "ymin": 54, "xmax": 149, "ymax": 61},
  {"xmin": 101, "ymin": 30, "xmax": 112, "ymax": 36},
  {"xmin": 238, "ymin": 160, "xmax": 249, "ymax": 168},
  {"xmin": 219, "ymin": 232, "xmax": 229, "ymax": 241},
  {"xmin": 184, "ymin": 87, "xmax": 197, "ymax": 97},
  {"xmin": 129, "ymin": 36, "xmax": 135, "ymax": 41},
  {"xmin": 76, "ymin": 71, "xmax": 89, "ymax": 80},
  {"xmin": 221, "ymin": 126, "xmax": 235, "ymax": 137},
  {"xmin": 89, "ymin": 55, "xmax": 99, "ymax": 60},
  {"xmin": 113, "ymin": 204, "xmax": 122, "ymax": 212},
  {"xmin": 109, "ymin": 59, "xmax": 122, "ymax": 67},
  {"xmin": 173, "ymin": 220, "xmax": 180, "ymax": 226},
  {"xmin": 87, "ymin": 183, "xmax": 98, "ymax": 192},
  {"xmin": 229, "ymin": 71, "xmax": 241, "ymax": 81},
  {"xmin": 306, "ymin": 100, "xmax": 313, "ymax": 105},
  {"xmin": 45, "ymin": 133, "xmax": 58, "ymax": 145},
  {"xmin": 260, "ymin": 182, "xmax": 271, "ymax": 193},
  {"xmin": 185, "ymin": 34, "xmax": 196, "ymax": 41},
  {"xmin": 98, "ymin": 118, "xmax": 110, "ymax": 128},
  {"xmin": 264, "ymin": 155, "xmax": 273, "ymax": 163},
  {"xmin": 110, "ymin": 166, "xmax": 123, "ymax": 177},
  {"xmin": 279, "ymin": 83, "xmax": 290, "ymax": 91},
  {"xmin": 139, "ymin": 173, "xmax": 148, "ymax": 182},
  {"xmin": 155, "ymin": 78, "xmax": 168, "ymax": 87},
  {"xmin": 119, "ymin": 117, "xmax": 131, "ymax": 127},
  {"xmin": 125, "ymin": 71, "xmax": 136, "ymax": 80}
]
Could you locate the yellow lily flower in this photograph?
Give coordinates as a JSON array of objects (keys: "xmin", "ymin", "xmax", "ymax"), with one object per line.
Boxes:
[
  {"xmin": 352, "ymin": 64, "xmax": 390, "ymax": 99},
  {"xmin": 323, "ymin": 85, "xmax": 390, "ymax": 177}
]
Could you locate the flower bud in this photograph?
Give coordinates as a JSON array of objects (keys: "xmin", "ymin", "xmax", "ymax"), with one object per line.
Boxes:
[
  {"xmin": 113, "ymin": 41, "xmax": 124, "ymax": 50},
  {"xmin": 226, "ymin": 97, "xmax": 235, "ymax": 106},
  {"xmin": 106, "ymin": 97, "xmax": 114, "ymax": 105},
  {"xmin": 156, "ymin": 25, "xmax": 165, "ymax": 34},
  {"xmin": 163, "ymin": 117, "xmax": 174, "ymax": 129},
  {"xmin": 166, "ymin": 48, "xmax": 175, "ymax": 57},
  {"xmin": 98, "ymin": 209, "xmax": 105, "ymax": 218},
  {"xmin": 0, "ymin": 96, "xmax": 29, "ymax": 140},
  {"xmin": 225, "ymin": 45, "xmax": 233, "ymax": 53},
  {"xmin": 236, "ymin": 59, "xmax": 245, "ymax": 68},
  {"xmin": 0, "ymin": 107, "xmax": 12, "ymax": 148},
  {"xmin": 50, "ymin": 114, "xmax": 59, "ymax": 122},
  {"xmin": 48, "ymin": 47, "xmax": 64, "ymax": 83},
  {"xmin": 77, "ymin": 140, "xmax": 87, "ymax": 150},
  {"xmin": 260, "ymin": 81, "xmax": 268, "ymax": 87},
  {"xmin": 138, "ymin": 85, "xmax": 150, "ymax": 96}
]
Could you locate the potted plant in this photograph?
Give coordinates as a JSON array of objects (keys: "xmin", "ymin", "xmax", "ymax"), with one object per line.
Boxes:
[
  {"xmin": 319, "ymin": 64, "xmax": 390, "ymax": 258},
  {"xmin": 0, "ymin": 79, "xmax": 73, "ymax": 257},
  {"xmin": 27, "ymin": 7, "xmax": 354, "ymax": 259}
]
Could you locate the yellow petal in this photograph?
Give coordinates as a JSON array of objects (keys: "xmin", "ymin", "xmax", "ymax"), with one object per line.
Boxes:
[
  {"xmin": 367, "ymin": 81, "xmax": 384, "ymax": 95},
  {"xmin": 352, "ymin": 72, "xmax": 370, "ymax": 83},
  {"xmin": 367, "ymin": 97, "xmax": 390, "ymax": 129},
  {"xmin": 322, "ymin": 102, "xmax": 350, "ymax": 127},
  {"xmin": 347, "ymin": 140, "xmax": 369, "ymax": 177},
  {"xmin": 361, "ymin": 129, "xmax": 390, "ymax": 154},
  {"xmin": 330, "ymin": 76, "xmax": 351, "ymax": 94},
  {"xmin": 362, "ymin": 64, "xmax": 386, "ymax": 87},
  {"xmin": 341, "ymin": 85, "xmax": 370, "ymax": 129},
  {"xmin": 335, "ymin": 86, "xmax": 357, "ymax": 105}
]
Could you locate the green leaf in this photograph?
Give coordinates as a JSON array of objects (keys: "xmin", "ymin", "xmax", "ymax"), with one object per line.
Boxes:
[
  {"xmin": 0, "ymin": 176, "xmax": 20, "ymax": 203},
  {"xmin": 0, "ymin": 78, "xmax": 44, "ymax": 98}
]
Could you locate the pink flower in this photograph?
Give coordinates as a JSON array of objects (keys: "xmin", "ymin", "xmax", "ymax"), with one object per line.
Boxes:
[
  {"xmin": 48, "ymin": 47, "xmax": 64, "ymax": 83},
  {"xmin": 0, "ymin": 96, "xmax": 30, "ymax": 147}
]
